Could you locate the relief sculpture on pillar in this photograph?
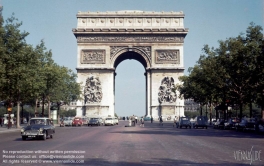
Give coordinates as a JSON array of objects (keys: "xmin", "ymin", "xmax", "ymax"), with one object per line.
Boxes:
[
  {"xmin": 84, "ymin": 76, "xmax": 103, "ymax": 104},
  {"xmin": 158, "ymin": 77, "xmax": 177, "ymax": 104},
  {"xmin": 155, "ymin": 50, "xmax": 180, "ymax": 64}
]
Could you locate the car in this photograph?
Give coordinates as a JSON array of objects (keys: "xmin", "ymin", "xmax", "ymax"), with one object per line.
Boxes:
[
  {"xmin": 64, "ymin": 117, "xmax": 73, "ymax": 126},
  {"xmin": 60, "ymin": 117, "xmax": 69, "ymax": 127},
  {"xmin": 224, "ymin": 118, "xmax": 238, "ymax": 130},
  {"xmin": 82, "ymin": 116, "xmax": 89, "ymax": 126},
  {"xmin": 21, "ymin": 117, "xmax": 55, "ymax": 141},
  {"xmin": 235, "ymin": 118, "xmax": 256, "ymax": 132},
  {"xmin": 193, "ymin": 116, "xmax": 208, "ymax": 129},
  {"xmin": 88, "ymin": 118, "xmax": 104, "ymax": 126},
  {"xmin": 144, "ymin": 117, "xmax": 151, "ymax": 121},
  {"xmin": 104, "ymin": 117, "xmax": 115, "ymax": 126},
  {"xmin": 113, "ymin": 117, "xmax": 119, "ymax": 125},
  {"xmin": 255, "ymin": 120, "xmax": 264, "ymax": 134},
  {"xmin": 177, "ymin": 117, "xmax": 192, "ymax": 129},
  {"xmin": 213, "ymin": 119, "xmax": 226, "ymax": 129},
  {"xmin": 72, "ymin": 117, "xmax": 83, "ymax": 126}
]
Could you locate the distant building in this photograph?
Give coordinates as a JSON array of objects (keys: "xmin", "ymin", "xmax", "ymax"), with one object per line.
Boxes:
[
  {"xmin": 184, "ymin": 99, "xmax": 199, "ymax": 112},
  {"xmin": 61, "ymin": 102, "xmax": 77, "ymax": 111}
]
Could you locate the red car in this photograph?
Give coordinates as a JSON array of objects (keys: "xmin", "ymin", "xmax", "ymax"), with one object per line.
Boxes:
[{"xmin": 72, "ymin": 117, "xmax": 83, "ymax": 127}]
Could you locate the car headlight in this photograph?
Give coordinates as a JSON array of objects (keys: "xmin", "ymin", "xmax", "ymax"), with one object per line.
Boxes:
[
  {"xmin": 259, "ymin": 125, "xmax": 264, "ymax": 130},
  {"xmin": 21, "ymin": 128, "xmax": 24, "ymax": 133},
  {"xmin": 39, "ymin": 128, "xmax": 43, "ymax": 134}
]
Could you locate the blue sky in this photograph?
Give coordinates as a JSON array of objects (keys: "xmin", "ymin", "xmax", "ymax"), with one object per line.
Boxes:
[{"xmin": 1, "ymin": 0, "xmax": 263, "ymax": 117}]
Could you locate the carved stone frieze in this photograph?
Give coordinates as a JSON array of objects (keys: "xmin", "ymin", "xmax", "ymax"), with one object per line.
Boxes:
[
  {"xmin": 81, "ymin": 49, "xmax": 105, "ymax": 64},
  {"xmin": 110, "ymin": 46, "xmax": 151, "ymax": 60},
  {"xmin": 84, "ymin": 76, "xmax": 103, "ymax": 104},
  {"xmin": 77, "ymin": 34, "xmax": 184, "ymax": 43},
  {"xmin": 158, "ymin": 77, "xmax": 177, "ymax": 104},
  {"xmin": 155, "ymin": 50, "xmax": 180, "ymax": 64}
]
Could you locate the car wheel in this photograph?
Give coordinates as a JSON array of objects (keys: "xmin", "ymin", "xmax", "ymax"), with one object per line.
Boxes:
[
  {"xmin": 189, "ymin": 126, "xmax": 191, "ymax": 129},
  {"xmin": 22, "ymin": 136, "xmax": 26, "ymax": 140},
  {"xmin": 42, "ymin": 132, "xmax": 47, "ymax": 140},
  {"xmin": 206, "ymin": 126, "xmax": 208, "ymax": 129}
]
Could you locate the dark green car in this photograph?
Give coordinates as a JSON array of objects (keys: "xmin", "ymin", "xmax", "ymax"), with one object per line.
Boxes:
[
  {"xmin": 21, "ymin": 117, "xmax": 55, "ymax": 140},
  {"xmin": 177, "ymin": 117, "xmax": 192, "ymax": 129}
]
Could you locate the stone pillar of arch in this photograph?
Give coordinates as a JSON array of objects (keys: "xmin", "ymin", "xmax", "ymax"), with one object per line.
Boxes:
[{"xmin": 72, "ymin": 10, "xmax": 188, "ymax": 119}]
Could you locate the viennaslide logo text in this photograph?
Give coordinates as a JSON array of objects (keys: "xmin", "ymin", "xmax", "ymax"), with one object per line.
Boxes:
[{"xmin": 234, "ymin": 146, "xmax": 262, "ymax": 165}]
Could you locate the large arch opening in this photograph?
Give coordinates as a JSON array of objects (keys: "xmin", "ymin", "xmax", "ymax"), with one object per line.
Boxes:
[{"xmin": 114, "ymin": 51, "xmax": 147, "ymax": 117}]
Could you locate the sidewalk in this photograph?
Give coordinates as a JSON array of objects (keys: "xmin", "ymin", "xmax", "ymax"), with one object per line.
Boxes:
[{"xmin": 0, "ymin": 124, "xmax": 26, "ymax": 134}]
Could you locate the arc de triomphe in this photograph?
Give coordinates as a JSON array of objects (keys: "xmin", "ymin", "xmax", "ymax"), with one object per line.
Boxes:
[{"xmin": 72, "ymin": 10, "xmax": 188, "ymax": 118}]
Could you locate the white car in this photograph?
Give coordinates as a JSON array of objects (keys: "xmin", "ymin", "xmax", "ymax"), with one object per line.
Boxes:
[
  {"xmin": 104, "ymin": 117, "xmax": 114, "ymax": 126},
  {"xmin": 64, "ymin": 117, "xmax": 73, "ymax": 126},
  {"xmin": 113, "ymin": 117, "xmax": 119, "ymax": 125}
]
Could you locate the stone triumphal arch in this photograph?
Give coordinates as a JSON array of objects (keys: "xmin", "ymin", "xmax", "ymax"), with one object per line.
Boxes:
[{"xmin": 72, "ymin": 10, "xmax": 188, "ymax": 118}]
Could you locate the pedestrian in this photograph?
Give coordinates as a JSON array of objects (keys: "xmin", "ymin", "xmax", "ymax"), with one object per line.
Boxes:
[
  {"xmin": 140, "ymin": 117, "xmax": 144, "ymax": 127},
  {"xmin": 159, "ymin": 116, "xmax": 163, "ymax": 126},
  {"xmin": 132, "ymin": 115, "xmax": 135, "ymax": 126},
  {"xmin": 151, "ymin": 116, "xmax": 153, "ymax": 123},
  {"xmin": 128, "ymin": 117, "xmax": 132, "ymax": 126},
  {"xmin": 173, "ymin": 116, "xmax": 177, "ymax": 127},
  {"xmin": 135, "ymin": 116, "xmax": 138, "ymax": 124}
]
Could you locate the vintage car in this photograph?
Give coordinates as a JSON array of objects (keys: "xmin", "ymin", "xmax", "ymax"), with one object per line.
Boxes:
[
  {"xmin": 59, "ymin": 117, "xmax": 68, "ymax": 127},
  {"xmin": 64, "ymin": 117, "xmax": 73, "ymax": 126},
  {"xmin": 72, "ymin": 117, "xmax": 83, "ymax": 126},
  {"xmin": 235, "ymin": 118, "xmax": 256, "ymax": 132},
  {"xmin": 105, "ymin": 117, "xmax": 115, "ymax": 126},
  {"xmin": 177, "ymin": 117, "xmax": 192, "ymax": 129},
  {"xmin": 21, "ymin": 117, "xmax": 55, "ymax": 140},
  {"xmin": 144, "ymin": 117, "xmax": 151, "ymax": 121},
  {"xmin": 82, "ymin": 116, "xmax": 89, "ymax": 126},
  {"xmin": 113, "ymin": 117, "xmax": 119, "ymax": 125},
  {"xmin": 213, "ymin": 119, "xmax": 226, "ymax": 129},
  {"xmin": 88, "ymin": 118, "xmax": 104, "ymax": 126},
  {"xmin": 224, "ymin": 118, "xmax": 238, "ymax": 130},
  {"xmin": 193, "ymin": 116, "xmax": 208, "ymax": 129}
]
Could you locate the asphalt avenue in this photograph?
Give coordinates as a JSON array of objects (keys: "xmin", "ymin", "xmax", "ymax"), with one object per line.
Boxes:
[{"xmin": 0, "ymin": 121, "xmax": 263, "ymax": 166}]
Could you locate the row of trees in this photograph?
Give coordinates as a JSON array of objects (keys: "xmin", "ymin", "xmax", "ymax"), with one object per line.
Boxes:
[
  {"xmin": 177, "ymin": 23, "xmax": 264, "ymax": 122},
  {"xmin": 0, "ymin": 8, "xmax": 81, "ymax": 127}
]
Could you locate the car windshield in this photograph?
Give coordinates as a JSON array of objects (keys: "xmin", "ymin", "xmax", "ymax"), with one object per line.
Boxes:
[
  {"xmin": 106, "ymin": 118, "xmax": 112, "ymax": 120},
  {"xmin": 29, "ymin": 119, "xmax": 46, "ymax": 125},
  {"xmin": 91, "ymin": 118, "xmax": 98, "ymax": 120}
]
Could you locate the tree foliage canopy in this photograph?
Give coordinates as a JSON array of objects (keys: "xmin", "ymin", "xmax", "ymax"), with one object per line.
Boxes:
[{"xmin": 177, "ymin": 23, "xmax": 264, "ymax": 120}]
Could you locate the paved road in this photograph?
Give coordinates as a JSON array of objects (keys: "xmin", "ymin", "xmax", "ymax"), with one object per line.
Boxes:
[{"xmin": 0, "ymin": 121, "xmax": 263, "ymax": 166}]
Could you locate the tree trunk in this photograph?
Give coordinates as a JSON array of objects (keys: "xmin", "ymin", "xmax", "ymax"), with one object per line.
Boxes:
[
  {"xmin": 239, "ymin": 103, "xmax": 243, "ymax": 120},
  {"xmin": 35, "ymin": 99, "xmax": 38, "ymax": 117},
  {"xmin": 57, "ymin": 103, "xmax": 61, "ymax": 125},
  {"xmin": 42, "ymin": 93, "xmax": 45, "ymax": 116},
  {"xmin": 249, "ymin": 101, "xmax": 252, "ymax": 118},
  {"xmin": 16, "ymin": 101, "xmax": 20, "ymax": 128},
  {"xmin": 200, "ymin": 104, "xmax": 202, "ymax": 116},
  {"xmin": 48, "ymin": 100, "xmax": 51, "ymax": 119},
  {"xmin": 21, "ymin": 104, "xmax": 24, "ymax": 124}
]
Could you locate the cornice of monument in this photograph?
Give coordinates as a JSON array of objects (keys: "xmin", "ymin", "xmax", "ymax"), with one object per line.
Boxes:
[
  {"xmin": 76, "ymin": 10, "xmax": 185, "ymax": 17},
  {"xmin": 72, "ymin": 28, "xmax": 189, "ymax": 34},
  {"xmin": 74, "ymin": 10, "xmax": 188, "ymax": 34}
]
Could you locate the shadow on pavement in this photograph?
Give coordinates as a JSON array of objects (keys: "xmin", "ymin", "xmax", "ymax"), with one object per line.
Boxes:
[{"xmin": 113, "ymin": 122, "xmax": 264, "ymax": 139}]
